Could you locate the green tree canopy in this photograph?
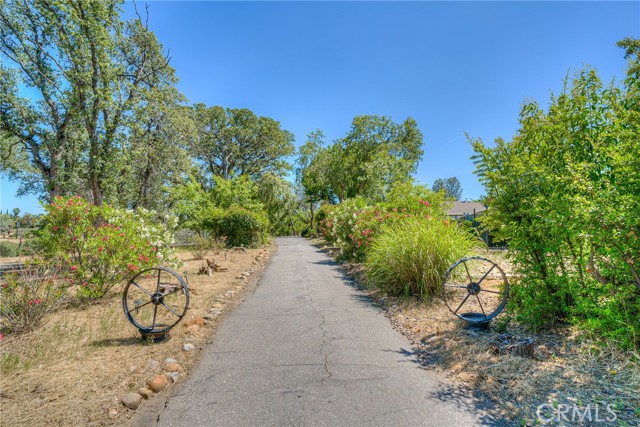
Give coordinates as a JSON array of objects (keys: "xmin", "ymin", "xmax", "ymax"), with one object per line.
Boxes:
[
  {"xmin": 0, "ymin": 0, "xmax": 182, "ymax": 205},
  {"xmin": 432, "ymin": 177, "xmax": 462, "ymax": 200},
  {"xmin": 298, "ymin": 116, "xmax": 424, "ymax": 205},
  {"xmin": 190, "ymin": 104, "xmax": 295, "ymax": 184}
]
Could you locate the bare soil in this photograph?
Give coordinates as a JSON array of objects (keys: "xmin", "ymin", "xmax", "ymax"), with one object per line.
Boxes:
[
  {"xmin": 311, "ymin": 239, "xmax": 640, "ymax": 426},
  {"xmin": 0, "ymin": 244, "xmax": 275, "ymax": 426}
]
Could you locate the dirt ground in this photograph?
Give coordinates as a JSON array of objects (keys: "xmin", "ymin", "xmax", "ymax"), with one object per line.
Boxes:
[
  {"xmin": 0, "ymin": 244, "xmax": 275, "ymax": 426},
  {"xmin": 311, "ymin": 239, "xmax": 640, "ymax": 426}
]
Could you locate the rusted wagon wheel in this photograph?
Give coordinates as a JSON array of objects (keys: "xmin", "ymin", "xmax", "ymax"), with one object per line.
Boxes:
[
  {"xmin": 442, "ymin": 256, "xmax": 509, "ymax": 324},
  {"xmin": 123, "ymin": 267, "xmax": 189, "ymax": 341}
]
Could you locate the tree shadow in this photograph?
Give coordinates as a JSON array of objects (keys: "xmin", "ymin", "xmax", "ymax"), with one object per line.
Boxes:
[
  {"xmin": 383, "ymin": 347, "xmax": 509, "ymax": 425},
  {"xmin": 89, "ymin": 336, "xmax": 160, "ymax": 347}
]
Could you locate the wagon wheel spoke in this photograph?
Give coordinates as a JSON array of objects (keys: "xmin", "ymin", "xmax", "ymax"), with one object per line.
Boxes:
[
  {"xmin": 480, "ymin": 289, "xmax": 504, "ymax": 295},
  {"xmin": 444, "ymin": 284, "xmax": 467, "ymax": 289},
  {"xmin": 131, "ymin": 281, "xmax": 154, "ymax": 298},
  {"xmin": 476, "ymin": 264, "xmax": 495, "ymax": 286},
  {"xmin": 127, "ymin": 299, "xmax": 154, "ymax": 315},
  {"xmin": 454, "ymin": 293, "xmax": 471, "ymax": 314},
  {"xmin": 156, "ymin": 269, "xmax": 162, "ymax": 293},
  {"xmin": 161, "ymin": 301, "xmax": 181, "ymax": 318},
  {"xmin": 462, "ymin": 261, "xmax": 473, "ymax": 283},
  {"xmin": 151, "ymin": 304, "xmax": 158, "ymax": 330},
  {"xmin": 476, "ymin": 295, "xmax": 487, "ymax": 318},
  {"xmin": 161, "ymin": 287, "xmax": 182, "ymax": 298}
]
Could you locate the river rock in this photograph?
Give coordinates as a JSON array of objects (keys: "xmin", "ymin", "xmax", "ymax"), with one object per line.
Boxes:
[
  {"xmin": 137, "ymin": 388, "xmax": 154, "ymax": 399},
  {"xmin": 122, "ymin": 393, "xmax": 142, "ymax": 410},
  {"xmin": 147, "ymin": 374, "xmax": 169, "ymax": 393}
]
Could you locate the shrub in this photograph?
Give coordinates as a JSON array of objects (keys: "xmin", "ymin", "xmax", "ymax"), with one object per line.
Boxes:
[
  {"xmin": 189, "ymin": 235, "xmax": 226, "ymax": 259},
  {"xmin": 322, "ymin": 197, "xmax": 367, "ymax": 254},
  {"xmin": 0, "ymin": 265, "xmax": 65, "ymax": 333},
  {"xmin": 366, "ymin": 217, "xmax": 480, "ymax": 299},
  {"xmin": 0, "ymin": 241, "xmax": 19, "ymax": 257},
  {"xmin": 211, "ymin": 206, "xmax": 269, "ymax": 248},
  {"xmin": 40, "ymin": 196, "xmax": 179, "ymax": 300},
  {"xmin": 315, "ymin": 204, "xmax": 334, "ymax": 238},
  {"xmin": 300, "ymin": 227, "xmax": 317, "ymax": 238}
]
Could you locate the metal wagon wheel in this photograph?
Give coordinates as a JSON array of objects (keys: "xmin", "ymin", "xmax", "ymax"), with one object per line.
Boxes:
[
  {"xmin": 122, "ymin": 267, "xmax": 190, "ymax": 335},
  {"xmin": 442, "ymin": 256, "xmax": 509, "ymax": 324}
]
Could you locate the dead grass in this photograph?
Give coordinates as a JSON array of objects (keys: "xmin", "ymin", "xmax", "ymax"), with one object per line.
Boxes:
[
  {"xmin": 0, "ymin": 244, "xmax": 275, "ymax": 426},
  {"xmin": 311, "ymin": 238, "xmax": 640, "ymax": 426}
]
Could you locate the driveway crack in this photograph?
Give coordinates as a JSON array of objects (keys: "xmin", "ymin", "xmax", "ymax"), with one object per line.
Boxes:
[{"xmin": 303, "ymin": 266, "xmax": 333, "ymax": 386}]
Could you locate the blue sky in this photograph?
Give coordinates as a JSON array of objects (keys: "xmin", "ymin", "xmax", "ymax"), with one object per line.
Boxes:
[{"xmin": 1, "ymin": 1, "xmax": 638, "ymax": 214}]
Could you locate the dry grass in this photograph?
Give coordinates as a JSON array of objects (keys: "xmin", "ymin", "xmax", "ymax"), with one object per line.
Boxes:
[
  {"xmin": 311, "ymin": 239, "xmax": 640, "ymax": 426},
  {"xmin": 0, "ymin": 245, "xmax": 275, "ymax": 426}
]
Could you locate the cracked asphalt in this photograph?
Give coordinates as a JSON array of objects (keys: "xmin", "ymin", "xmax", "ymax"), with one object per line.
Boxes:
[{"xmin": 157, "ymin": 237, "xmax": 486, "ymax": 426}]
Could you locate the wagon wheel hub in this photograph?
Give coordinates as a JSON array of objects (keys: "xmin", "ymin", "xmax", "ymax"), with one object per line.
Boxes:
[
  {"xmin": 467, "ymin": 282, "xmax": 481, "ymax": 296},
  {"xmin": 151, "ymin": 293, "xmax": 164, "ymax": 305}
]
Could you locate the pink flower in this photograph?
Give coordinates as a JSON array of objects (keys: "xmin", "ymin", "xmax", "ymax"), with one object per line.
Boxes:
[
  {"xmin": 127, "ymin": 264, "xmax": 138, "ymax": 271},
  {"xmin": 70, "ymin": 265, "xmax": 78, "ymax": 271},
  {"xmin": 0, "ymin": 334, "xmax": 4, "ymax": 341},
  {"xmin": 98, "ymin": 246, "xmax": 104, "ymax": 252}
]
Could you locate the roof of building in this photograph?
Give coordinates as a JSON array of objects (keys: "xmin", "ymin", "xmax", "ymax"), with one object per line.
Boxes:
[{"xmin": 447, "ymin": 201, "xmax": 487, "ymax": 216}]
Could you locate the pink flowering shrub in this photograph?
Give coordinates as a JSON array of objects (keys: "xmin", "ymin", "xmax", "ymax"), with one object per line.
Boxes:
[
  {"xmin": 322, "ymin": 188, "xmax": 447, "ymax": 261},
  {"xmin": 0, "ymin": 265, "xmax": 65, "ymax": 333},
  {"xmin": 40, "ymin": 196, "xmax": 179, "ymax": 300}
]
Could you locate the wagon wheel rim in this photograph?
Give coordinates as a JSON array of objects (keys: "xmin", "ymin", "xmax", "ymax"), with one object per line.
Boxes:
[
  {"xmin": 122, "ymin": 267, "xmax": 190, "ymax": 334},
  {"xmin": 442, "ymin": 256, "xmax": 509, "ymax": 324}
]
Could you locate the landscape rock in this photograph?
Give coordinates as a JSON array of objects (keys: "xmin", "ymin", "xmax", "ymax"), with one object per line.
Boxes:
[
  {"xmin": 183, "ymin": 343, "xmax": 195, "ymax": 352},
  {"xmin": 108, "ymin": 408, "xmax": 118, "ymax": 419},
  {"xmin": 147, "ymin": 374, "xmax": 169, "ymax": 393},
  {"xmin": 145, "ymin": 360, "xmax": 160, "ymax": 371},
  {"xmin": 128, "ymin": 365, "xmax": 144, "ymax": 374},
  {"xmin": 166, "ymin": 372, "xmax": 179, "ymax": 383},
  {"xmin": 137, "ymin": 388, "xmax": 154, "ymax": 399},
  {"xmin": 164, "ymin": 358, "xmax": 177, "ymax": 364},
  {"xmin": 122, "ymin": 393, "xmax": 142, "ymax": 410},
  {"xmin": 165, "ymin": 363, "xmax": 183, "ymax": 372}
]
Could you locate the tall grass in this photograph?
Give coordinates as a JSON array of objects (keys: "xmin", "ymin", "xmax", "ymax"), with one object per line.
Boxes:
[{"xmin": 365, "ymin": 218, "xmax": 480, "ymax": 299}]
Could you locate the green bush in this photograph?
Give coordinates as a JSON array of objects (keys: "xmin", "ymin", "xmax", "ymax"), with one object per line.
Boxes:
[
  {"xmin": 300, "ymin": 227, "xmax": 317, "ymax": 238},
  {"xmin": 211, "ymin": 206, "xmax": 268, "ymax": 248},
  {"xmin": 471, "ymin": 43, "xmax": 640, "ymax": 348},
  {"xmin": 365, "ymin": 217, "xmax": 480, "ymax": 299},
  {"xmin": 39, "ymin": 196, "xmax": 179, "ymax": 300},
  {"xmin": 0, "ymin": 241, "xmax": 19, "ymax": 257}
]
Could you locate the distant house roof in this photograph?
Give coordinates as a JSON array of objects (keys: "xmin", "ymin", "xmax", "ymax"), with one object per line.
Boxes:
[{"xmin": 447, "ymin": 201, "xmax": 487, "ymax": 217}]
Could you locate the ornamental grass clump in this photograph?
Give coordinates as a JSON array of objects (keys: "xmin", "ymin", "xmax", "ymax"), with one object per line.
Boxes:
[{"xmin": 365, "ymin": 217, "xmax": 480, "ymax": 299}]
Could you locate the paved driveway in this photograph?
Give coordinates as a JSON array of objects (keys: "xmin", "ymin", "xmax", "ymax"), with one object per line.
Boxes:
[{"xmin": 157, "ymin": 237, "xmax": 491, "ymax": 426}]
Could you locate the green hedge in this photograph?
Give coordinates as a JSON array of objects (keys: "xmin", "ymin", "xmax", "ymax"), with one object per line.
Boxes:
[{"xmin": 209, "ymin": 206, "xmax": 269, "ymax": 248}]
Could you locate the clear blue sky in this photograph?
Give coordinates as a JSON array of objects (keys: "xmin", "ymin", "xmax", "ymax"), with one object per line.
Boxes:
[{"xmin": 1, "ymin": 1, "xmax": 638, "ymax": 214}]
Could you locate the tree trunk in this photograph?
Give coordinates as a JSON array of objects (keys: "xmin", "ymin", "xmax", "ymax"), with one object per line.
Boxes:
[{"xmin": 309, "ymin": 201, "xmax": 315, "ymax": 230}]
